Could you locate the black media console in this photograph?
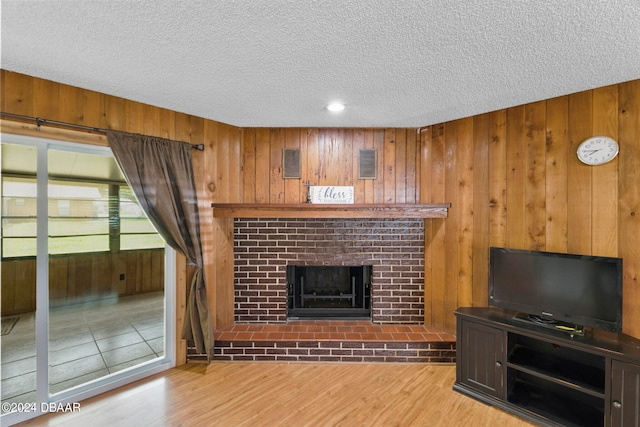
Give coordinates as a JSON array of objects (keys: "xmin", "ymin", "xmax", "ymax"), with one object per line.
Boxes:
[{"xmin": 454, "ymin": 307, "xmax": 640, "ymax": 427}]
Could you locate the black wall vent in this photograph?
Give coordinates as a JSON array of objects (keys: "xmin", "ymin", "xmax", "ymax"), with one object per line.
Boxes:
[
  {"xmin": 283, "ymin": 148, "xmax": 301, "ymax": 178},
  {"xmin": 358, "ymin": 149, "xmax": 377, "ymax": 179}
]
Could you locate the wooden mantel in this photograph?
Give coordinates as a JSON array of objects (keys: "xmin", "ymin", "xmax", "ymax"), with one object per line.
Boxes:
[{"xmin": 210, "ymin": 203, "xmax": 451, "ymax": 219}]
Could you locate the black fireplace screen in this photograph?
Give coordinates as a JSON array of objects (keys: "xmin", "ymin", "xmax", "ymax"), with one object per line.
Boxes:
[{"xmin": 287, "ymin": 265, "xmax": 371, "ymax": 319}]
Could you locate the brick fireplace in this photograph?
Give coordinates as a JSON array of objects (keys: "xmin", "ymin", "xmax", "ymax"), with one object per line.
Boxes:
[
  {"xmin": 206, "ymin": 203, "xmax": 456, "ymax": 363},
  {"xmin": 234, "ymin": 217, "xmax": 425, "ymax": 324}
]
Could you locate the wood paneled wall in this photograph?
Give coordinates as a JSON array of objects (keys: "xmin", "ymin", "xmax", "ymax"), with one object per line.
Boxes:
[
  {"xmin": 420, "ymin": 81, "xmax": 640, "ymax": 338},
  {"xmin": 239, "ymin": 128, "xmax": 420, "ymax": 204},
  {"xmin": 228, "ymin": 88, "xmax": 640, "ymax": 339},
  {"xmin": 2, "ymin": 70, "xmax": 639, "ymax": 340}
]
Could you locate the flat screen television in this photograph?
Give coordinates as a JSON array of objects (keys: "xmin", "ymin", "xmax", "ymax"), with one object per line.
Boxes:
[{"xmin": 489, "ymin": 247, "xmax": 623, "ymax": 333}]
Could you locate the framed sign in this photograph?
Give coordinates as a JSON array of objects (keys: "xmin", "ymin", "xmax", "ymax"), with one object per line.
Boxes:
[{"xmin": 309, "ymin": 186, "xmax": 354, "ymax": 204}]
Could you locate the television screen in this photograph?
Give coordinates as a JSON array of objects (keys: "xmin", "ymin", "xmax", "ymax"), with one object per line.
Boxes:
[{"xmin": 489, "ymin": 247, "xmax": 623, "ymax": 333}]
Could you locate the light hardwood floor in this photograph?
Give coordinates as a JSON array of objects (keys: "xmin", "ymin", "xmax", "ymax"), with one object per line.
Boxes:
[{"xmin": 17, "ymin": 363, "xmax": 534, "ymax": 426}]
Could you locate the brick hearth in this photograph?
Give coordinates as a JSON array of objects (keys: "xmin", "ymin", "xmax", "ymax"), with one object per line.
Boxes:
[{"xmin": 213, "ymin": 320, "xmax": 456, "ymax": 363}]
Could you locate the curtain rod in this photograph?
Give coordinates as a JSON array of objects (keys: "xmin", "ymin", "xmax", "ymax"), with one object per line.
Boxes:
[{"xmin": 0, "ymin": 111, "xmax": 205, "ymax": 151}]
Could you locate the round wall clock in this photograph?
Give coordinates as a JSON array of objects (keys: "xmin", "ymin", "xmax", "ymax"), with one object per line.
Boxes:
[{"xmin": 576, "ymin": 136, "xmax": 619, "ymax": 165}]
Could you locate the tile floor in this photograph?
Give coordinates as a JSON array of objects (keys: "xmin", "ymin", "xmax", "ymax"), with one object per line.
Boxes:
[{"xmin": 1, "ymin": 292, "xmax": 164, "ymax": 411}]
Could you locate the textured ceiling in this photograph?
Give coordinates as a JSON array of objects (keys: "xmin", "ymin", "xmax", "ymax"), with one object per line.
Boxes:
[{"xmin": 2, "ymin": 1, "xmax": 639, "ymax": 128}]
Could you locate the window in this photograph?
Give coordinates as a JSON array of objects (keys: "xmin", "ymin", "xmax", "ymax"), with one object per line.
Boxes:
[
  {"xmin": 2, "ymin": 176, "xmax": 37, "ymax": 257},
  {"xmin": 119, "ymin": 186, "xmax": 164, "ymax": 250},
  {"xmin": 48, "ymin": 179, "xmax": 110, "ymax": 255},
  {"xmin": 1, "ymin": 177, "xmax": 163, "ymax": 258}
]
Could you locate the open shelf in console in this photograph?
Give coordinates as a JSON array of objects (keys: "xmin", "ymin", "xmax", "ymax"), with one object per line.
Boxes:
[
  {"xmin": 508, "ymin": 371, "xmax": 604, "ymax": 427},
  {"xmin": 507, "ymin": 333, "xmax": 606, "ymax": 396}
]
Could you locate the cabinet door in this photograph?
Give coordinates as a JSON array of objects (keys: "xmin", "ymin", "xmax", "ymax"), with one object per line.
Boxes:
[
  {"xmin": 611, "ymin": 360, "xmax": 640, "ymax": 427},
  {"xmin": 458, "ymin": 320, "xmax": 505, "ymax": 398}
]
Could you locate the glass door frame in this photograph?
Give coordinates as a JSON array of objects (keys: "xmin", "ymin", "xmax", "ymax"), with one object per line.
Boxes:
[{"xmin": 1, "ymin": 133, "xmax": 176, "ymax": 425}]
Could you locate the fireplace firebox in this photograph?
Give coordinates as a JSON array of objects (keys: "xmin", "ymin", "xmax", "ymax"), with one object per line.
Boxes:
[{"xmin": 287, "ymin": 265, "xmax": 371, "ymax": 319}]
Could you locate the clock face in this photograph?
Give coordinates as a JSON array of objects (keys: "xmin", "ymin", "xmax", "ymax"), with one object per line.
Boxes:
[{"xmin": 577, "ymin": 136, "xmax": 619, "ymax": 165}]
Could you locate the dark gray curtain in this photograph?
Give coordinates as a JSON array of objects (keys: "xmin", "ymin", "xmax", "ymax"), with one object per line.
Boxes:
[{"xmin": 106, "ymin": 130, "xmax": 214, "ymax": 361}]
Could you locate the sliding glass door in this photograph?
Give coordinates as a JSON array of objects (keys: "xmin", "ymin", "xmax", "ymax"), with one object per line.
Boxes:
[{"xmin": 1, "ymin": 134, "xmax": 175, "ymax": 425}]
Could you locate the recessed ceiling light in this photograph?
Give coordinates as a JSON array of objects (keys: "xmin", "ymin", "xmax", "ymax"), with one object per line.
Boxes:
[{"xmin": 326, "ymin": 102, "xmax": 345, "ymax": 112}]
